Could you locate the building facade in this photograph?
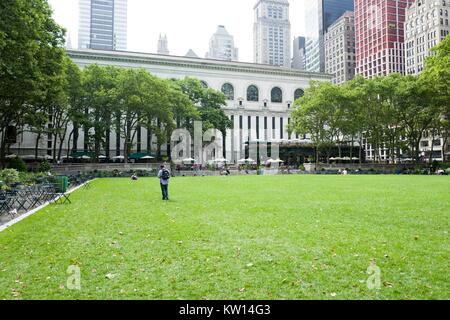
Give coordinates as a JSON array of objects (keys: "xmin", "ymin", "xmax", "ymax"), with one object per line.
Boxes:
[
  {"xmin": 206, "ymin": 26, "xmax": 239, "ymax": 61},
  {"xmin": 10, "ymin": 50, "xmax": 331, "ymax": 162},
  {"xmin": 78, "ymin": 0, "xmax": 128, "ymax": 51},
  {"xmin": 355, "ymin": 0, "xmax": 414, "ymax": 78},
  {"xmin": 157, "ymin": 34, "xmax": 170, "ymax": 55},
  {"xmin": 291, "ymin": 36, "xmax": 306, "ymax": 70},
  {"xmin": 405, "ymin": 0, "xmax": 450, "ymax": 161},
  {"xmin": 324, "ymin": 11, "xmax": 356, "ymax": 84},
  {"xmin": 253, "ymin": 0, "xmax": 291, "ymax": 68},
  {"xmin": 405, "ymin": 0, "xmax": 450, "ymax": 75},
  {"xmin": 304, "ymin": 0, "xmax": 355, "ymax": 73}
]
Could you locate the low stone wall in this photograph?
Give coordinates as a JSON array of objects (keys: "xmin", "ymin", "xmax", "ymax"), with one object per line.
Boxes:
[
  {"xmin": 50, "ymin": 162, "xmax": 435, "ymax": 176},
  {"xmin": 51, "ymin": 163, "xmax": 161, "ymax": 174},
  {"xmin": 303, "ymin": 163, "xmax": 426, "ymax": 173}
]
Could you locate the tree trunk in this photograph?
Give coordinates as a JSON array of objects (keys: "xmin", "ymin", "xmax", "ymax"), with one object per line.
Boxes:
[
  {"xmin": 315, "ymin": 146, "xmax": 319, "ymax": 171},
  {"xmin": 442, "ymin": 129, "xmax": 449, "ymax": 162},
  {"xmin": 147, "ymin": 125, "xmax": 152, "ymax": 153},
  {"xmin": 105, "ymin": 127, "xmax": 111, "ymax": 159},
  {"xmin": 166, "ymin": 131, "xmax": 172, "ymax": 162},
  {"xmin": 359, "ymin": 135, "xmax": 363, "ymax": 165},
  {"xmin": 34, "ymin": 133, "xmax": 42, "ymax": 161},
  {"xmin": 123, "ymin": 133, "xmax": 129, "ymax": 164},
  {"xmin": 123, "ymin": 120, "xmax": 132, "ymax": 164},
  {"xmin": 66, "ymin": 129, "xmax": 74, "ymax": 162},
  {"xmin": 0, "ymin": 130, "xmax": 6, "ymax": 169},
  {"xmin": 350, "ymin": 136, "xmax": 354, "ymax": 160},
  {"xmin": 429, "ymin": 131, "xmax": 435, "ymax": 164},
  {"xmin": 58, "ymin": 127, "xmax": 68, "ymax": 161},
  {"xmin": 338, "ymin": 142, "xmax": 342, "ymax": 159},
  {"xmin": 73, "ymin": 123, "xmax": 79, "ymax": 151},
  {"xmin": 53, "ymin": 134, "xmax": 58, "ymax": 163}
]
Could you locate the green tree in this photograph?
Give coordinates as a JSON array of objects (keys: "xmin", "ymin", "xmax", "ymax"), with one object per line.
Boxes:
[
  {"xmin": 115, "ymin": 68, "xmax": 173, "ymax": 163},
  {"xmin": 397, "ymin": 75, "xmax": 437, "ymax": 163},
  {"xmin": 62, "ymin": 58, "xmax": 84, "ymax": 160},
  {"xmin": 377, "ymin": 74, "xmax": 407, "ymax": 163},
  {"xmin": 340, "ymin": 76, "xmax": 369, "ymax": 163},
  {"xmin": 173, "ymin": 77, "xmax": 232, "ymax": 157},
  {"xmin": 0, "ymin": 0, "xmax": 66, "ymax": 167},
  {"xmin": 422, "ymin": 35, "xmax": 450, "ymax": 161},
  {"xmin": 82, "ymin": 65, "xmax": 119, "ymax": 160},
  {"xmin": 291, "ymin": 81, "xmax": 343, "ymax": 167}
]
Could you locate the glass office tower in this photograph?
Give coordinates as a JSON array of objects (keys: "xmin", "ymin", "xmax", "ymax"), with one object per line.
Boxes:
[
  {"xmin": 78, "ymin": 0, "xmax": 128, "ymax": 51},
  {"xmin": 304, "ymin": 0, "xmax": 354, "ymax": 72}
]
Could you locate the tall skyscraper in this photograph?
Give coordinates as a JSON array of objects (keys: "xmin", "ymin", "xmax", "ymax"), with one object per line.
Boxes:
[
  {"xmin": 324, "ymin": 11, "xmax": 356, "ymax": 84},
  {"xmin": 78, "ymin": 0, "xmax": 128, "ymax": 51},
  {"xmin": 157, "ymin": 34, "xmax": 170, "ymax": 55},
  {"xmin": 206, "ymin": 25, "xmax": 239, "ymax": 61},
  {"xmin": 304, "ymin": 0, "xmax": 354, "ymax": 72},
  {"xmin": 355, "ymin": 0, "xmax": 414, "ymax": 78},
  {"xmin": 292, "ymin": 36, "xmax": 306, "ymax": 70},
  {"xmin": 253, "ymin": 0, "xmax": 291, "ymax": 68},
  {"xmin": 405, "ymin": 0, "xmax": 450, "ymax": 75}
]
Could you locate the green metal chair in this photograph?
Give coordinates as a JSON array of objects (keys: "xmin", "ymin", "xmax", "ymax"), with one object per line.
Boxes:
[{"xmin": 53, "ymin": 176, "xmax": 71, "ymax": 204}]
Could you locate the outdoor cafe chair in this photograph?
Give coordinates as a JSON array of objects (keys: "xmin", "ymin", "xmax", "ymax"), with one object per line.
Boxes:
[{"xmin": 0, "ymin": 191, "xmax": 15, "ymax": 216}]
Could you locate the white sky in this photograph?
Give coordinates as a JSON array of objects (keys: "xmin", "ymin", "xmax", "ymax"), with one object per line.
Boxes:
[{"xmin": 48, "ymin": 0, "xmax": 306, "ymax": 62}]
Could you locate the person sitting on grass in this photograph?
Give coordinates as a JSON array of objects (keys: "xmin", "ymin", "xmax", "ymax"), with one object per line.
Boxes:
[{"xmin": 157, "ymin": 165, "xmax": 171, "ymax": 200}]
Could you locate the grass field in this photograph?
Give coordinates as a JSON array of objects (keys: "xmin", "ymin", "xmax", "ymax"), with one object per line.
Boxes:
[{"xmin": 0, "ymin": 175, "xmax": 448, "ymax": 300}]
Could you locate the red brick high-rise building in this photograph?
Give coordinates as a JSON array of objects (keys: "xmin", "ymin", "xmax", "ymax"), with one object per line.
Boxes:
[{"xmin": 355, "ymin": 0, "xmax": 415, "ymax": 78}]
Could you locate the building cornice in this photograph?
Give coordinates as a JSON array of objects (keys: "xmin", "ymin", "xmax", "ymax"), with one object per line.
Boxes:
[{"xmin": 67, "ymin": 49, "xmax": 332, "ymax": 81}]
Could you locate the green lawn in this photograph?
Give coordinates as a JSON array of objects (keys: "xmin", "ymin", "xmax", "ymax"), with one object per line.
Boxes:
[{"xmin": 0, "ymin": 175, "xmax": 448, "ymax": 300}]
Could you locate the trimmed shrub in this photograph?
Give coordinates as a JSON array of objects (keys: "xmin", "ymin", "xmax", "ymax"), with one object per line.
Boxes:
[
  {"xmin": 8, "ymin": 157, "xmax": 27, "ymax": 172},
  {"xmin": 0, "ymin": 169, "xmax": 20, "ymax": 186},
  {"xmin": 38, "ymin": 160, "xmax": 52, "ymax": 173}
]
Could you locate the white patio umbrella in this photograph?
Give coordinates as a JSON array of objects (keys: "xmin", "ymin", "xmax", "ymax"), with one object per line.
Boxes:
[
  {"xmin": 182, "ymin": 158, "xmax": 196, "ymax": 163},
  {"xmin": 213, "ymin": 158, "xmax": 228, "ymax": 163},
  {"xmin": 351, "ymin": 157, "xmax": 360, "ymax": 161},
  {"xmin": 267, "ymin": 158, "xmax": 283, "ymax": 164},
  {"xmin": 140, "ymin": 156, "xmax": 155, "ymax": 160},
  {"xmin": 5, "ymin": 154, "xmax": 17, "ymax": 159},
  {"xmin": 98, "ymin": 155, "xmax": 107, "ymax": 159},
  {"xmin": 21, "ymin": 155, "xmax": 39, "ymax": 160},
  {"xmin": 112, "ymin": 155, "xmax": 124, "ymax": 160},
  {"xmin": 239, "ymin": 158, "xmax": 256, "ymax": 163},
  {"xmin": 80, "ymin": 155, "xmax": 91, "ymax": 160}
]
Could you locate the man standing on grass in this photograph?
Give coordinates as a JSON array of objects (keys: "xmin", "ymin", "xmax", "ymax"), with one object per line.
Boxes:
[{"xmin": 157, "ymin": 165, "xmax": 170, "ymax": 200}]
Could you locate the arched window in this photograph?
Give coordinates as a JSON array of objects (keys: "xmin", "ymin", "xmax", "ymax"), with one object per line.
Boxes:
[
  {"xmin": 271, "ymin": 87, "xmax": 283, "ymax": 103},
  {"xmin": 247, "ymin": 85, "xmax": 259, "ymax": 102},
  {"xmin": 200, "ymin": 80, "xmax": 208, "ymax": 88},
  {"xmin": 221, "ymin": 83, "xmax": 234, "ymax": 100},
  {"xmin": 294, "ymin": 88, "xmax": 305, "ymax": 101}
]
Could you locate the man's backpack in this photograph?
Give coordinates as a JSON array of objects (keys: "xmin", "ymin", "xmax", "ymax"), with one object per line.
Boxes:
[{"xmin": 161, "ymin": 169, "xmax": 170, "ymax": 180}]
